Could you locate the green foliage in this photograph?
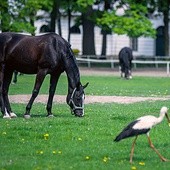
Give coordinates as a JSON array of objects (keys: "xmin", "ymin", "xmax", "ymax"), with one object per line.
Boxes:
[
  {"xmin": 76, "ymin": 0, "xmax": 94, "ymax": 8},
  {"xmin": 72, "ymin": 49, "xmax": 80, "ymax": 55},
  {"xmin": 0, "ymin": 0, "xmax": 157, "ymax": 37},
  {"xmin": 97, "ymin": 3, "xmax": 156, "ymax": 38},
  {"xmin": 0, "ymin": 0, "xmax": 50, "ymax": 33}
]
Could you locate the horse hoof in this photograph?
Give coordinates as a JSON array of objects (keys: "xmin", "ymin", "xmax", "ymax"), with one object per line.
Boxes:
[
  {"xmin": 3, "ymin": 115, "xmax": 11, "ymax": 119},
  {"xmin": 47, "ymin": 114, "xmax": 54, "ymax": 118},
  {"xmin": 10, "ymin": 112, "xmax": 17, "ymax": 118},
  {"xmin": 24, "ymin": 115, "xmax": 31, "ymax": 119}
]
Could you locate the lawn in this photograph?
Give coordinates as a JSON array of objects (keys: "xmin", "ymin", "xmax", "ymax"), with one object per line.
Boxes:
[
  {"xmin": 1, "ymin": 73, "xmax": 170, "ymax": 170},
  {"xmin": 9, "ymin": 74, "xmax": 170, "ymax": 97}
]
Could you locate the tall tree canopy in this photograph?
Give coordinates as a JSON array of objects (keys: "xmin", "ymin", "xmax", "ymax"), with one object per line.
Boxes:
[
  {"xmin": 1, "ymin": 0, "xmax": 169, "ymax": 55},
  {"xmin": 0, "ymin": 0, "xmax": 49, "ymax": 33},
  {"xmin": 97, "ymin": 1, "xmax": 156, "ymax": 38}
]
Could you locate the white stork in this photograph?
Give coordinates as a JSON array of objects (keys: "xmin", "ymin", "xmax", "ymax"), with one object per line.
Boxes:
[{"xmin": 114, "ymin": 106, "xmax": 170, "ymax": 163}]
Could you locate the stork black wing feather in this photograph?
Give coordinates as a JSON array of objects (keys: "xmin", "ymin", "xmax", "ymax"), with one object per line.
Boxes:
[{"xmin": 114, "ymin": 120, "xmax": 139, "ymax": 142}]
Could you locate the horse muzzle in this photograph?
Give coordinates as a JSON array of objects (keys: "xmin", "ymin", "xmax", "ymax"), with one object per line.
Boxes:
[{"xmin": 71, "ymin": 107, "xmax": 84, "ymax": 117}]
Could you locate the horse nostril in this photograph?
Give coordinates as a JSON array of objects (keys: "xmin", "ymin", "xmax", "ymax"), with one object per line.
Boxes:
[{"xmin": 74, "ymin": 110, "xmax": 84, "ymax": 117}]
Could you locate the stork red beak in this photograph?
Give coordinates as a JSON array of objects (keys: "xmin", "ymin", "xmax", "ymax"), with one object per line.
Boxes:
[{"xmin": 165, "ymin": 113, "xmax": 170, "ymax": 126}]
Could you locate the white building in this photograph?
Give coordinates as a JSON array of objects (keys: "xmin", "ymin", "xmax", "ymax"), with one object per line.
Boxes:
[{"xmin": 35, "ymin": 14, "xmax": 169, "ymax": 57}]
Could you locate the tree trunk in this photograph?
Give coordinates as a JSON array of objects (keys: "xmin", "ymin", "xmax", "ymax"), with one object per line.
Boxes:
[
  {"xmin": 50, "ymin": 0, "xmax": 57, "ymax": 32},
  {"xmin": 57, "ymin": 16, "xmax": 62, "ymax": 36},
  {"xmin": 50, "ymin": 0, "xmax": 61, "ymax": 35},
  {"xmin": 101, "ymin": 30, "xmax": 107, "ymax": 57},
  {"xmin": 100, "ymin": 0, "xmax": 111, "ymax": 56},
  {"xmin": 82, "ymin": 6, "xmax": 95, "ymax": 55},
  {"xmin": 67, "ymin": 0, "xmax": 71, "ymax": 42},
  {"xmin": 163, "ymin": 7, "xmax": 169, "ymax": 56},
  {"xmin": 30, "ymin": 11, "xmax": 35, "ymax": 35}
]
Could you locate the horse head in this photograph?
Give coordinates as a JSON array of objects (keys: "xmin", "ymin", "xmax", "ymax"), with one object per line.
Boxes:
[{"xmin": 67, "ymin": 82, "xmax": 89, "ymax": 117}]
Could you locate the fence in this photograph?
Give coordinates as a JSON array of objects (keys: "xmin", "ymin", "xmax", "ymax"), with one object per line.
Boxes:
[{"xmin": 76, "ymin": 56, "xmax": 170, "ymax": 75}]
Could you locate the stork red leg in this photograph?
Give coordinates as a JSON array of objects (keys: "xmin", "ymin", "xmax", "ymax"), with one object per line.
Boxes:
[
  {"xmin": 130, "ymin": 136, "xmax": 138, "ymax": 163},
  {"xmin": 147, "ymin": 135, "xmax": 169, "ymax": 162}
]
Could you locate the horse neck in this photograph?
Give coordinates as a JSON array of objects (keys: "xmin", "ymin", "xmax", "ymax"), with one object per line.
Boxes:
[{"xmin": 64, "ymin": 61, "xmax": 80, "ymax": 93}]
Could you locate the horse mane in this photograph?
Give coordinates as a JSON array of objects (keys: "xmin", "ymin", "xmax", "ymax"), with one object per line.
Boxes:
[{"xmin": 48, "ymin": 33, "xmax": 80, "ymax": 88}]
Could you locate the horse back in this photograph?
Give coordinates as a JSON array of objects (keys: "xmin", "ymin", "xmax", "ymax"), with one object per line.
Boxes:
[
  {"xmin": 0, "ymin": 32, "xmax": 71, "ymax": 74},
  {"xmin": 119, "ymin": 47, "xmax": 133, "ymax": 61}
]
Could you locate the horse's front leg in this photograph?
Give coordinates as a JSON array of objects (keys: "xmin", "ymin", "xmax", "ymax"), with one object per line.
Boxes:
[
  {"xmin": 24, "ymin": 69, "xmax": 48, "ymax": 119},
  {"xmin": 46, "ymin": 74, "xmax": 60, "ymax": 117}
]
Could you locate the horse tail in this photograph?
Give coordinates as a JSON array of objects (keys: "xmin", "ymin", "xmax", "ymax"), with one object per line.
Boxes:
[{"xmin": 0, "ymin": 33, "xmax": 12, "ymax": 63}]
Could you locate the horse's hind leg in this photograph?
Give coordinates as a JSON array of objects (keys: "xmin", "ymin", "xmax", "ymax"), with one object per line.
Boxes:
[
  {"xmin": 12, "ymin": 70, "xmax": 18, "ymax": 84},
  {"xmin": 0, "ymin": 64, "xmax": 9, "ymax": 118},
  {"xmin": 46, "ymin": 74, "xmax": 60, "ymax": 117},
  {"xmin": 3, "ymin": 70, "xmax": 17, "ymax": 118},
  {"xmin": 24, "ymin": 69, "xmax": 48, "ymax": 119}
]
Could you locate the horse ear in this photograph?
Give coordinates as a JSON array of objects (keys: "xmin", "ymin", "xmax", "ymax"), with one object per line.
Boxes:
[{"xmin": 83, "ymin": 82, "xmax": 89, "ymax": 89}]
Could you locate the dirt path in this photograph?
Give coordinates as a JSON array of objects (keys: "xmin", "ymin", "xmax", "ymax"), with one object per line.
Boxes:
[
  {"xmin": 9, "ymin": 95, "xmax": 169, "ymax": 104},
  {"xmin": 79, "ymin": 67, "xmax": 170, "ymax": 77}
]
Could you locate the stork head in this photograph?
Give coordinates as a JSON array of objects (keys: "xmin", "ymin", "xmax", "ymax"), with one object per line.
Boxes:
[
  {"xmin": 160, "ymin": 106, "xmax": 170, "ymax": 124},
  {"xmin": 160, "ymin": 106, "xmax": 168, "ymax": 113}
]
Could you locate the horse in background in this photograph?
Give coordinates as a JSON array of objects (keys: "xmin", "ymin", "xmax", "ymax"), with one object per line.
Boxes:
[
  {"xmin": 0, "ymin": 32, "xmax": 88, "ymax": 119},
  {"xmin": 118, "ymin": 47, "xmax": 133, "ymax": 79}
]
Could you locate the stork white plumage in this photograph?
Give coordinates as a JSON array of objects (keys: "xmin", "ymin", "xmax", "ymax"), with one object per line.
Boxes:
[{"xmin": 114, "ymin": 106, "xmax": 170, "ymax": 163}]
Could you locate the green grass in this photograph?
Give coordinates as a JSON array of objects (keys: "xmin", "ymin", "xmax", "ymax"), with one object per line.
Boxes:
[
  {"xmin": 1, "ymin": 73, "xmax": 170, "ymax": 170},
  {"xmin": 9, "ymin": 74, "xmax": 170, "ymax": 97},
  {"xmin": 1, "ymin": 102, "xmax": 170, "ymax": 170}
]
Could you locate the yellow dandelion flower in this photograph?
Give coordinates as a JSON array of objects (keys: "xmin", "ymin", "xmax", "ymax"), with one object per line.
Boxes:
[
  {"xmin": 78, "ymin": 137, "xmax": 82, "ymax": 141},
  {"xmin": 44, "ymin": 133, "xmax": 49, "ymax": 140},
  {"xmin": 131, "ymin": 166, "xmax": 137, "ymax": 170},
  {"xmin": 139, "ymin": 162, "xmax": 145, "ymax": 166},
  {"xmin": 58, "ymin": 150, "xmax": 62, "ymax": 154},
  {"xmin": 36, "ymin": 150, "xmax": 43, "ymax": 154},
  {"xmin": 40, "ymin": 151, "xmax": 43, "ymax": 154},
  {"xmin": 52, "ymin": 151, "xmax": 57, "ymax": 154},
  {"xmin": 103, "ymin": 156, "xmax": 109, "ymax": 163},
  {"xmin": 85, "ymin": 156, "xmax": 90, "ymax": 160}
]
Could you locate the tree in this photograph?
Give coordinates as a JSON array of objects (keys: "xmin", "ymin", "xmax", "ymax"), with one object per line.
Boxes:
[
  {"xmin": 82, "ymin": 5, "xmax": 96, "ymax": 55},
  {"xmin": 0, "ymin": 0, "xmax": 48, "ymax": 34},
  {"xmin": 50, "ymin": 0, "xmax": 62, "ymax": 36},
  {"xmin": 157, "ymin": 0, "xmax": 169, "ymax": 56},
  {"xmin": 101, "ymin": 0, "xmax": 112, "ymax": 56},
  {"xmin": 74, "ymin": 0, "xmax": 157, "ymax": 55},
  {"xmin": 75, "ymin": 0, "xmax": 96, "ymax": 55},
  {"xmin": 97, "ymin": 1, "xmax": 156, "ymax": 38},
  {"xmin": 0, "ymin": 0, "xmax": 10, "ymax": 32}
]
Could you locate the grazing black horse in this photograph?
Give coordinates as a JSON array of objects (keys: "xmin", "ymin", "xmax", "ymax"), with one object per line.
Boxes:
[
  {"xmin": 118, "ymin": 47, "xmax": 133, "ymax": 79},
  {"xmin": 0, "ymin": 32, "xmax": 88, "ymax": 119}
]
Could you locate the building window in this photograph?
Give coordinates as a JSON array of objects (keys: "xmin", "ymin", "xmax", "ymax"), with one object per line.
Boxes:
[{"xmin": 130, "ymin": 38, "xmax": 138, "ymax": 51}]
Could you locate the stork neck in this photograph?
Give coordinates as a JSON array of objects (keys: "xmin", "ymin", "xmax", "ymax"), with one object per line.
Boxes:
[{"xmin": 157, "ymin": 113, "xmax": 165, "ymax": 124}]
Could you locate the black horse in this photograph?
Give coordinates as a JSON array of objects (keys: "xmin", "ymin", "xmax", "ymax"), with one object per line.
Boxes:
[
  {"xmin": 0, "ymin": 32, "xmax": 88, "ymax": 119},
  {"xmin": 118, "ymin": 47, "xmax": 133, "ymax": 79}
]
